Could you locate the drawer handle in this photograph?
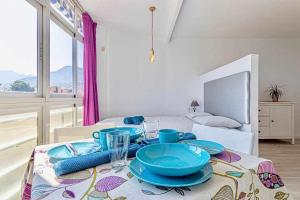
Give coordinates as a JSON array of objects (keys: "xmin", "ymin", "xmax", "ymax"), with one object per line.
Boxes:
[
  {"xmin": 259, "ymin": 109, "xmax": 261, "ymax": 112},
  {"xmin": 259, "ymin": 131, "xmax": 261, "ymax": 133},
  {"xmin": 271, "ymin": 120, "xmax": 274, "ymax": 123},
  {"xmin": 259, "ymin": 120, "xmax": 261, "ymax": 123}
]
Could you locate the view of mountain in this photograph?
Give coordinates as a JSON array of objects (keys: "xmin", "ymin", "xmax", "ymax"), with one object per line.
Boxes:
[
  {"xmin": 0, "ymin": 71, "xmax": 32, "ymax": 84},
  {"xmin": 0, "ymin": 66, "xmax": 83, "ymax": 89}
]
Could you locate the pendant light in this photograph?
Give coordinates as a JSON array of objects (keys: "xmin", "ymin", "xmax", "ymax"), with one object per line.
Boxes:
[{"xmin": 149, "ymin": 6, "xmax": 156, "ymax": 63}]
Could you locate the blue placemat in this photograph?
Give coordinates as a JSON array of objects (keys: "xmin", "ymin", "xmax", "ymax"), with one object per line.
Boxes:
[{"xmin": 54, "ymin": 143, "xmax": 141, "ymax": 176}]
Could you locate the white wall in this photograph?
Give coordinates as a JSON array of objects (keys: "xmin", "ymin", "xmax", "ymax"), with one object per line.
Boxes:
[{"xmin": 97, "ymin": 27, "xmax": 300, "ymax": 137}]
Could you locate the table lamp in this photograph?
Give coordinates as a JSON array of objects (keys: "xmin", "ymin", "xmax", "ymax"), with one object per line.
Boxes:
[{"xmin": 190, "ymin": 100, "xmax": 200, "ymax": 112}]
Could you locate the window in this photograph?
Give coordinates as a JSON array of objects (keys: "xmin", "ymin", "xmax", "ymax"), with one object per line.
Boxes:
[
  {"xmin": 50, "ymin": 20, "xmax": 73, "ymax": 94},
  {"xmin": 76, "ymin": 11, "xmax": 83, "ymax": 35},
  {"xmin": 0, "ymin": 0, "xmax": 84, "ymax": 197},
  {"xmin": 77, "ymin": 41, "xmax": 84, "ymax": 96},
  {"xmin": 0, "ymin": 0, "xmax": 39, "ymax": 93},
  {"xmin": 50, "ymin": 0, "xmax": 75, "ymax": 26},
  {"xmin": 0, "ymin": 111, "xmax": 38, "ymax": 199}
]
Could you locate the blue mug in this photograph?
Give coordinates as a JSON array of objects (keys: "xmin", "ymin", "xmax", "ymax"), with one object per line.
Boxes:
[
  {"xmin": 159, "ymin": 129, "xmax": 184, "ymax": 143},
  {"xmin": 93, "ymin": 131, "xmax": 108, "ymax": 151}
]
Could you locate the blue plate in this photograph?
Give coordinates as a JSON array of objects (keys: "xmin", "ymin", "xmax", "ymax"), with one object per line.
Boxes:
[
  {"xmin": 129, "ymin": 158, "xmax": 213, "ymax": 187},
  {"xmin": 180, "ymin": 140, "xmax": 225, "ymax": 155},
  {"xmin": 136, "ymin": 143, "xmax": 210, "ymax": 177},
  {"xmin": 99, "ymin": 127, "xmax": 143, "ymax": 142},
  {"xmin": 48, "ymin": 142, "xmax": 100, "ymax": 162}
]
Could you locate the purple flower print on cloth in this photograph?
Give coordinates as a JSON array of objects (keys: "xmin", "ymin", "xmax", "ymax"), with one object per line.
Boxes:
[
  {"xmin": 215, "ymin": 150, "xmax": 241, "ymax": 163},
  {"xmin": 95, "ymin": 176, "xmax": 127, "ymax": 192},
  {"xmin": 257, "ymin": 161, "xmax": 284, "ymax": 189}
]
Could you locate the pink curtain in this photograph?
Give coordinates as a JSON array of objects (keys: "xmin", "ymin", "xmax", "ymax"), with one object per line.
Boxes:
[{"xmin": 82, "ymin": 13, "xmax": 100, "ymax": 126}]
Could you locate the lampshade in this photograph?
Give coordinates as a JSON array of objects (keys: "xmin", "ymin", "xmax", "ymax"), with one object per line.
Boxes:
[{"xmin": 191, "ymin": 100, "xmax": 200, "ymax": 107}]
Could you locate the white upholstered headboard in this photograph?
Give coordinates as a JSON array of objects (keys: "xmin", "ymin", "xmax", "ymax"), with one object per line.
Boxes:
[
  {"xmin": 189, "ymin": 55, "xmax": 259, "ymax": 155},
  {"xmin": 204, "ymin": 71, "xmax": 250, "ymax": 124}
]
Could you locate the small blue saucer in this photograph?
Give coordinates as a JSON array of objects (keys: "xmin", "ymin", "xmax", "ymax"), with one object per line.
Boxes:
[
  {"xmin": 180, "ymin": 140, "xmax": 225, "ymax": 155},
  {"xmin": 129, "ymin": 158, "xmax": 213, "ymax": 187},
  {"xmin": 48, "ymin": 142, "xmax": 100, "ymax": 163}
]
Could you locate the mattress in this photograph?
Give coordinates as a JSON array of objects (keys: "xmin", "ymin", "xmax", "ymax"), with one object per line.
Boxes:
[{"xmin": 100, "ymin": 116, "xmax": 194, "ymax": 133}]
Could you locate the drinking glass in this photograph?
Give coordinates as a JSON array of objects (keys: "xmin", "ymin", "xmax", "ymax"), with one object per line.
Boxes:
[
  {"xmin": 143, "ymin": 120, "xmax": 159, "ymax": 140},
  {"xmin": 106, "ymin": 131, "xmax": 130, "ymax": 169}
]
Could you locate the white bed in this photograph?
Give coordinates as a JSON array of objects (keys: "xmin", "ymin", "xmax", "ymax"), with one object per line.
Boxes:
[
  {"xmin": 192, "ymin": 124, "xmax": 254, "ymax": 155},
  {"xmin": 190, "ymin": 54, "xmax": 258, "ymax": 155},
  {"xmin": 100, "ymin": 114, "xmax": 254, "ymax": 154},
  {"xmin": 100, "ymin": 116, "xmax": 194, "ymax": 133}
]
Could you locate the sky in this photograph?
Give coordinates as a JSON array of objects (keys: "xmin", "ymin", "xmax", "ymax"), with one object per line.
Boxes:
[{"xmin": 0, "ymin": 0, "xmax": 83, "ymax": 76}]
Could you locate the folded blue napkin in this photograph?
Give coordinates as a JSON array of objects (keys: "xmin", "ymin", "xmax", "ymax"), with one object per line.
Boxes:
[
  {"xmin": 123, "ymin": 117, "xmax": 133, "ymax": 124},
  {"xmin": 132, "ymin": 116, "xmax": 144, "ymax": 125},
  {"xmin": 123, "ymin": 116, "xmax": 144, "ymax": 125},
  {"xmin": 53, "ymin": 143, "xmax": 142, "ymax": 176},
  {"xmin": 142, "ymin": 132, "xmax": 196, "ymax": 145}
]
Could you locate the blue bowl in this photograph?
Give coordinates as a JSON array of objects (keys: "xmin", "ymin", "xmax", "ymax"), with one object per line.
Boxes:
[{"xmin": 136, "ymin": 143, "xmax": 210, "ymax": 177}]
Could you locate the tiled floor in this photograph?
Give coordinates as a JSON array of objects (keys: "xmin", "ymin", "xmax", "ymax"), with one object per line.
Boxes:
[{"xmin": 259, "ymin": 139, "xmax": 300, "ymax": 199}]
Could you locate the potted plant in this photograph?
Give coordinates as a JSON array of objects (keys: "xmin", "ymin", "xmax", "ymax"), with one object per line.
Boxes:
[{"xmin": 267, "ymin": 84, "xmax": 283, "ymax": 102}]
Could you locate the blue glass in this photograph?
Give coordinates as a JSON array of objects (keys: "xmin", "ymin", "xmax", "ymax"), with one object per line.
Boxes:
[
  {"xmin": 180, "ymin": 140, "xmax": 225, "ymax": 155},
  {"xmin": 129, "ymin": 158, "xmax": 213, "ymax": 187},
  {"xmin": 93, "ymin": 127, "xmax": 143, "ymax": 150},
  {"xmin": 136, "ymin": 143, "xmax": 210, "ymax": 177},
  {"xmin": 48, "ymin": 142, "xmax": 100, "ymax": 162}
]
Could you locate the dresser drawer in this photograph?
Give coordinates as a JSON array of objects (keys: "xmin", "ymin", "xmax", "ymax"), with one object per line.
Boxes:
[
  {"xmin": 259, "ymin": 116, "xmax": 269, "ymax": 126},
  {"xmin": 259, "ymin": 126, "xmax": 269, "ymax": 137},
  {"xmin": 258, "ymin": 106, "xmax": 270, "ymax": 116}
]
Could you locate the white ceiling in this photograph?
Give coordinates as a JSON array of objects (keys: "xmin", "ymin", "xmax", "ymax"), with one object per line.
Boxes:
[
  {"xmin": 78, "ymin": 0, "xmax": 183, "ymax": 41},
  {"xmin": 174, "ymin": 0, "xmax": 300, "ymax": 38},
  {"xmin": 79, "ymin": 0, "xmax": 300, "ymax": 40}
]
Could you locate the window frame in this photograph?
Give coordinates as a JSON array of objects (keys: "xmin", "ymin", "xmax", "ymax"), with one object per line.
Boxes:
[{"xmin": 0, "ymin": 0, "xmax": 43, "ymax": 98}]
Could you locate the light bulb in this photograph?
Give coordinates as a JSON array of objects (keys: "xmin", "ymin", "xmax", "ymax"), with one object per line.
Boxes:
[{"xmin": 149, "ymin": 48, "xmax": 155, "ymax": 63}]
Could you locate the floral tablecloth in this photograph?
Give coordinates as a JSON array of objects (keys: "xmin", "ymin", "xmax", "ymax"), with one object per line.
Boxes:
[{"xmin": 22, "ymin": 140, "xmax": 293, "ymax": 200}]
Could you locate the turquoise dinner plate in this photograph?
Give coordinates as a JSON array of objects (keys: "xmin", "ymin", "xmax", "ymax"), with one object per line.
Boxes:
[
  {"xmin": 99, "ymin": 127, "xmax": 143, "ymax": 142},
  {"xmin": 129, "ymin": 158, "xmax": 213, "ymax": 187},
  {"xmin": 180, "ymin": 140, "xmax": 225, "ymax": 155},
  {"xmin": 136, "ymin": 143, "xmax": 210, "ymax": 177},
  {"xmin": 48, "ymin": 142, "xmax": 100, "ymax": 162}
]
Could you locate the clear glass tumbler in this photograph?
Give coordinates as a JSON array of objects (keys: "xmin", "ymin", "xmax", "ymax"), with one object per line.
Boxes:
[
  {"xmin": 143, "ymin": 120, "xmax": 159, "ymax": 140},
  {"xmin": 106, "ymin": 131, "xmax": 130, "ymax": 169}
]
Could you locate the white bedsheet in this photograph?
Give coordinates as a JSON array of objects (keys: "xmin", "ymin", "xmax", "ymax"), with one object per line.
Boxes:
[
  {"xmin": 100, "ymin": 116, "xmax": 194, "ymax": 132},
  {"xmin": 192, "ymin": 124, "xmax": 254, "ymax": 155}
]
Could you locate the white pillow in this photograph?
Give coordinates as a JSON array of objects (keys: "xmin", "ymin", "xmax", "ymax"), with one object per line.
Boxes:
[
  {"xmin": 192, "ymin": 116, "xmax": 241, "ymax": 129},
  {"xmin": 185, "ymin": 112, "xmax": 212, "ymax": 120}
]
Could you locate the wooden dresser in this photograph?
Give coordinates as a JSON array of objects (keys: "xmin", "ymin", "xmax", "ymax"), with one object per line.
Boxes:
[{"xmin": 258, "ymin": 102, "xmax": 295, "ymax": 144}]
